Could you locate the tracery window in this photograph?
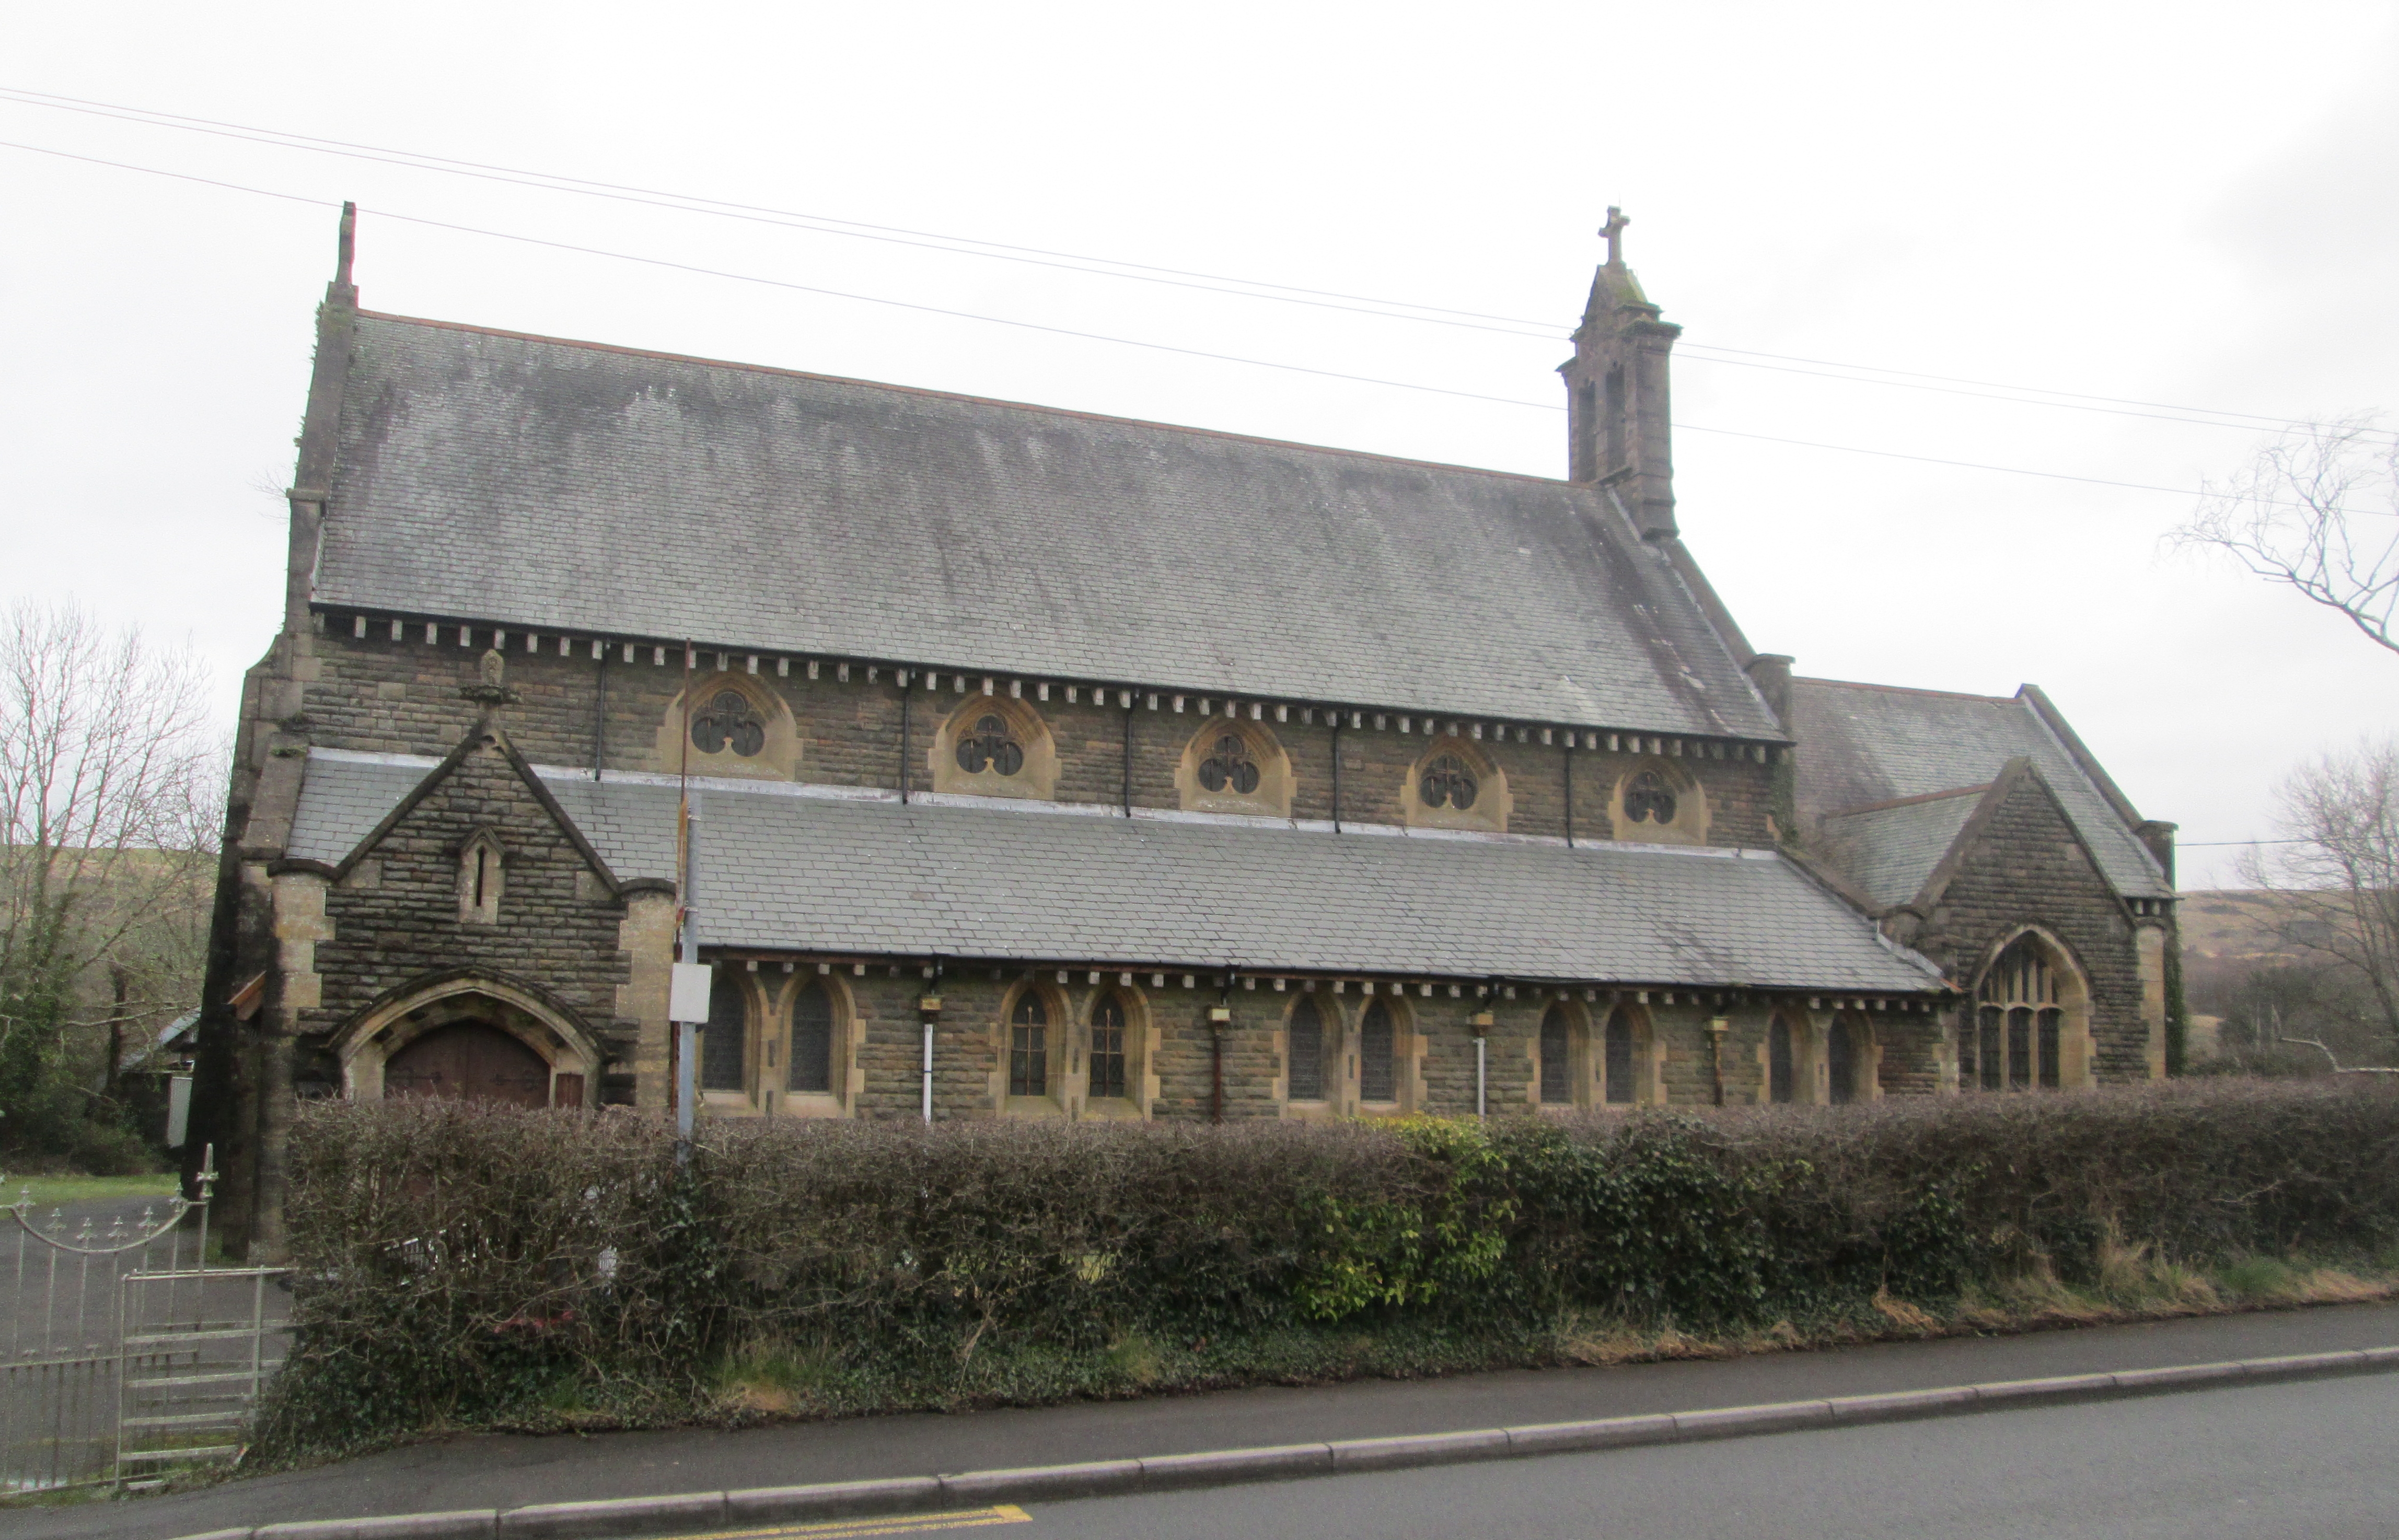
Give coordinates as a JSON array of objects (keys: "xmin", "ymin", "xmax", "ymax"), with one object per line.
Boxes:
[
  {"xmin": 1539, "ymin": 1005, "xmax": 1572, "ymax": 1105},
  {"xmin": 691, "ymin": 690, "xmax": 766, "ymax": 757},
  {"xmin": 1287, "ymin": 996, "xmax": 1326, "ymax": 1101},
  {"xmin": 1009, "ymin": 989, "xmax": 1049, "ymax": 1097},
  {"xmin": 1359, "ymin": 1001, "xmax": 1397, "ymax": 1103},
  {"xmin": 1769, "ymin": 1014, "xmax": 1797, "ymax": 1103},
  {"xmin": 1198, "ymin": 734, "xmax": 1260, "ymax": 795},
  {"xmin": 956, "ymin": 715, "xmax": 1026, "ymax": 777},
  {"xmin": 1090, "ymin": 993, "xmax": 1129, "ymax": 1100},
  {"xmin": 788, "ymin": 981, "xmax": 833, "ymax": 1094},
  {"xmin": 701, "ymin": 969, "xmax": 747, "ymax": 1092},
  {"xmin": 1420, "ymin": 755, "xmax": 1479, "ymax": 811},
  {"xmin": 1968, "ymin": 935, "xmax": 2065, "ymax": 1092},
  {"xmin": 1624, "ymin": 771, "xmax": 1677, "ymax": 826},
  {"xmin": 1603, "ymin": 1007, "xmax": 1639, "ymax": 1105}
]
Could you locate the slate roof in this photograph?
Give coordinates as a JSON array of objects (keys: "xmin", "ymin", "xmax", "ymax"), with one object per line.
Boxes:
[
  {"xmin": 311, "ymin": 313, "xmax": 1780, "ymax": 741},
  {"xmin": 1789, "ymin": 680, "xmax": 2170, "ymax": 900},
  {"xmin": 288, "ymin": 751, "xmax": 1940, "ymax": 993},
  {"xmin": 1818, "ymin": 790, "xmax": 1984, "ymax": 911}
]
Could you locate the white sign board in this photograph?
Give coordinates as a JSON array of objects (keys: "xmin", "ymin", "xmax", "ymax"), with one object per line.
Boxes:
[{"xmin": 670, "ymin": 962, "xmax": 715, "ymax": 1024}]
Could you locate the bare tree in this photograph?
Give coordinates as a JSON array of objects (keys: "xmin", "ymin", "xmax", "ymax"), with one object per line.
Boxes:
[
  {"xmin": 2239, "ymin": 739, "xmax": 2399, "ymax": 1065},
  {"xmin": 2173, "ymin": 415, "xmax": 2399, "ymax": 655},
  {"xmin": 0, "ymin": 599, "xmax": 218, "ymax": 1161}
]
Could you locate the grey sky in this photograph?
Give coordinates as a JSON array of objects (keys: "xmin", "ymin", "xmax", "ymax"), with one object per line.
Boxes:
[{"xmin": 4, "ymin": 1, "xmax": 2393, "ymax": 886}]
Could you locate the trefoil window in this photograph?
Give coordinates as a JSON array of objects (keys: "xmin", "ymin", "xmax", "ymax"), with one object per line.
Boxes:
[
  {"xmin": 691, "ymin": 690, "xmax": 766, "ymax": 757},
  {"xmin": 957, "ymin": 715, "xmax": 1026, "ymax": 777},
  {"xmin": 1198, "ymin": 734, "xmax": 1260, "ymax": 795},
  {"xmin": 1625, "ymin": 771, "xmax": 1677, "ymax": 825},
  {"xmin": 1420, "ymin": 755, "xmax": 1478, "ymax": 811}
]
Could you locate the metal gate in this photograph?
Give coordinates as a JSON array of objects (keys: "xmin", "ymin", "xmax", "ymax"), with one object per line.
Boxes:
[{"xmin": 2, "ymin": 1150, "xmax": 286, "ymax": 1493}]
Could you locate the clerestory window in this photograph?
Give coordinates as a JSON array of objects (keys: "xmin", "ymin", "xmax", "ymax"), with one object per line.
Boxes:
[
  {"xmin": 1420, "ymin": 755, "xmax": 1479, "ymax": 811},
  {"xmin": 1624, "ymin": 771, "xmax": 1677, "ymax": 826},
  {"xmin": 691, "ymin": 690, "xmax": 766, "ymax": 757},
  {"xmin": 1198, "ymin": 734, "xmax": 1260, "ymax": 795},
  {"xmin": 957, "ymin": 715, "xmax": 1026, "ymax": 777}
]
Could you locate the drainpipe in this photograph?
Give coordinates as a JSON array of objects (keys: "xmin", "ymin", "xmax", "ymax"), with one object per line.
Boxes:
[
  {"xmin": 1122, "ymin": 694, "xmax": 1134, "ymax": 817},
  {"xmin": 1330, "ymin": 716, "xmax": 1343, "ymax": 833},
  {"xmin": 920, "ymin": 956, "xmax": 943, "ymax": 1125},
  {"xmin": 1562, "ymin": 739, "xmax": 1574, "ymax": 848},
  {"xmin": 1472, "ymin": 977, "xmax": 1499, "ymax": 1120},
  {"xmin": 1209, "ymin": 974, "xmax": 1233, "ymax": 1123},
  {"xmin": 677, "ymin": 797, "xmax": 702, "ymax": 1148},
  {"xmin": 592, "ymin": 648, "xmax": 608, "ymax": 781},
  {"xmin": 1708, "ymin": 1013, "xmax": 1730, "ymax": 1106},
  {"xmin": 899, "ymin": 671, "xmax": 912, "ymax": 804}
]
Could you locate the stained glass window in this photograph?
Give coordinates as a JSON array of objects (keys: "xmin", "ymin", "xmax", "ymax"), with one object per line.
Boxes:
[
  {"xmin": 789, "ymin": 982, "xmax": 833, "ymax": 1094},
  {"xmin": 1287, "ymin": 997, "xmax": 1325, "ymax": 1100},
  {"xmin": 691, "ymin": 690, "xmax": 766, "ymax": 757},
  {"xmin": 1009, "ymin": 989, "xmax": 1048, "ymax": 1097},
  {"xmin": 1625, "ymin": 771, "xmax": 1677, "ymax": 825},
  {"xmin": 957, "ymin": 715, "xmax": 1026, "ymax": 776},
  {"xmin": 701, "ymin": 970, "xmax": 746, "ymax": 1091},
  {"xmin": 1976, "ymin": 936, "xmax": 2066, "ymax": 1093},
  {"xmin": 1539, "ymin": 1006, "xmax": 1572, "ymax": 1104},
  {"xmin": 1420, "ymin": 755, "xmax": 1478, "ymax": 811},
  {"xmin": 1198, "ymin": 734, "xmax": 1261, "ymax": 795},
  {"xmin": 1090, "ymin": 994, "xmax": 1128, "ymax": 1100},
  {"xmin": 1359, "ymin": 1001, "xmax": 1396, "ymax": 1102}
]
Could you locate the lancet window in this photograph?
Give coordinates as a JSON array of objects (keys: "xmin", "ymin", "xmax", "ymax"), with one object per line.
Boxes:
[
  {"xmin": 1359, "ymin": 1001, "xmax": 1397, "ymax": 1102},
  {"xmin": 1009, "ymin": 989, "xmax": 1049, "ymax": 1097},
  {"xmin": 1603, "ymin": 1007, "xmax": 1640, "ymax": 1105},
  {"xmin": 1287, "ymin": 996, "xmax": 1326, "ymax": 1101},
  {"xmin": 1539, "ymin": 1005, "xmax": 1572, "ymax": 1104},
  {"xmin": 1090, "ymin": 993, "xmax": 1129, "ymax": 1100},
  {"xmin": 701, "ymin": 970, "xmax": 747, "ymax": 1092},
  {"xmin": 788, "ymin": 982, "xmax": 833, "ymax": 1094}
]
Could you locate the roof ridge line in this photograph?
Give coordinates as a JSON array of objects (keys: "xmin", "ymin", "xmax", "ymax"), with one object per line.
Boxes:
[
  {"xmin": 1792, "ymin": 674, "xmax": 2015, "ymax": 705},
  {"xmin": 353, "ymin": 309, "xmax": 1582, "ymax": 491}
]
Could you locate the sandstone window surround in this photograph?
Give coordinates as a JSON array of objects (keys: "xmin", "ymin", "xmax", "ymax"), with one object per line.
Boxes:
[
  {"xmin": 1966, "ymin": 930, "xmax": 2092, "ymax": 1092},
  {"xmin": 1283, "ymin": 994, "xmax": 1331, "ymax": 1107},
  {"xmin": 454, "ymin": 827, "xmax": 506, "ymax": 926},
  {"xmin": 1173, "ymin": 719, "xmax": 1296, "ymax": 818},
  {"xmin": 700, "ymin": 965, "xmax": 750, "ymax": 1096},
  {"xmin": 653, "ymin": 675, "xmax": 801, "ymax": 780},
  {"xmin": 1350, "ymin": 993, "xmax": 1422, "ymax": 1114},
  {"xmin": 1601, "ymin": 1004, "xmax": 1659, "ymax": 1106},
  {"xmin": 1766, "ymin": 1009, "xmax": 1878, "ymax": 1105},
  {"xmin": 1608, "ymin": 763, "xmax": 1710, "ymax": 845},
  {"xmin": 931, "ymin": 696, "xmax": 1059, "ymax": 801},
  {"xmin": 1535, "ymin": 1000, "xmax": 1593, "ymax": 1111},
  {"xmin": 1400, "ymin": 738, "xmax": 1511, "ymax": 834}
]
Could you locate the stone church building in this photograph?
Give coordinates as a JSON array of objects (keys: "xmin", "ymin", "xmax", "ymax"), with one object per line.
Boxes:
[{"xmin": 195, "ymin": 210, "xmax": 2180, "ymax": 1251}]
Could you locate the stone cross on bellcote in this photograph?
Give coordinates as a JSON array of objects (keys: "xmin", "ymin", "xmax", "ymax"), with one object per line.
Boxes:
[{"xmin": 1601, "ymin": 206, "xmax": 1629, "ymax": 268}]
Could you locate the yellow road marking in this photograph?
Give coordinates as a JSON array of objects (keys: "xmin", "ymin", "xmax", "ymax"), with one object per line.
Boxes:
[{"xmin": 675, "ymin": 1504, "xmax": 1033, "ymax": 1540}]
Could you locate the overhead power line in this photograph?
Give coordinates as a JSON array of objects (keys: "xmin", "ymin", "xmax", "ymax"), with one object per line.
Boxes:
[
  {"xmin": 2, "ymin": 81, "xmax": 2390, "ymax": 449},
  {"xmin": 0, "ymin": 135, "xmax": 2358, "ymax": 514}
]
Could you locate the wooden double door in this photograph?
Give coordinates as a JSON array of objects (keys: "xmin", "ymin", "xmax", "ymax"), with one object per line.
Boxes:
[{"xmin": 384, "ymin": 1021, "xmax": 580, "ymax": 1107}]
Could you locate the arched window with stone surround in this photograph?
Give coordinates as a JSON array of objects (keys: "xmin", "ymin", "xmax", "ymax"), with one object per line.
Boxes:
[
  {"xmin": 787, "ymin": 981, "xmax": 834, "ymax": 1094},
  {"xmin": 1176, "ymin": 718, "xmax": 1295, "ymax": 817},
  {"xmin": 1538, "ymin": 1004, "xmax": 1583, "ymax": 1107},
  {"xmin": 701, "ymin": 969, "xmax": 748, "ymax": 1093},
  {"xmin": 1359, "ymin": 1000, "xmax": 1397, "ymax": 1103},
  {"xmin": 1768, "ymin": 1013, "xmax": 1799, "ymax": 1103},
  {"xmin": 1009, "ymin": 988, "xmax": 1049, "ymax": 1098},
  {"xmin": 955, "ymin": 713, "xmax": 1025, "ymax": 777},
  {"xmin": 1287, "ymin": 995, "xmax": 1327, "ymax": 1101},
  {"xmin": 1602, "ymin": 1006, "xmax": 1649, "ymax": 1105},
  {"xmin": 932, "ymin": 696, "xmax": 1059, "ymax": 800},
  {"xmin": 1968, "ymin": 933, "xmax": 2077, "ymax": 1092},
  {"xmin": 1609, "ymin": 763, "xmax": 1709, "ymax": 845},
  {"xmin": 1089, "ymin": 991, "xmax": 1130, "ymax": 1101},
  {"xmin": 1828, "ymin": 1015, "xmax": 1863, "ymax": 1104},
  {"xmin": 1403, "ymin": 739, "xmax": 1510, "ymax": 833},
  {"xmin": 691, "ymin": 689, "xmax": 767, "ymax": 757}
]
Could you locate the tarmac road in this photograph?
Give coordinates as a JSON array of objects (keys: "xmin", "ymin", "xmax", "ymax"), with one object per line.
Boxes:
[{"xmin": 1001, "ymin": 1367, "xmax": 2399, "ymax": 1540}]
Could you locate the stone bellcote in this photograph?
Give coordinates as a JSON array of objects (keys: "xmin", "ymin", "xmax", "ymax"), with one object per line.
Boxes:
[{"xmin": 1560, "ymin": 207, "xmax": 1681, "ymax": 539}]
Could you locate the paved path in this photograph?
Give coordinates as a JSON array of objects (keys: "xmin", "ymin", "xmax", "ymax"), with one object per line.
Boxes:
[{"xmin": 15, "ymin": 1301, "xmax": 2399, "ymax": 1540}]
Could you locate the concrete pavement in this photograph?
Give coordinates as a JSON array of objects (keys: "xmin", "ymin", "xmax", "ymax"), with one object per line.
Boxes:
[{"xmin": 15, "ymin": 1300, "xmax": 2399, "ymax": 1540}]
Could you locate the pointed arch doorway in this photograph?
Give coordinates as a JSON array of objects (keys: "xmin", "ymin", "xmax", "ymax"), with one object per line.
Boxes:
[{"xmin": 383, "ymin": 1021, "xmax": 553, "ymax": 1107}]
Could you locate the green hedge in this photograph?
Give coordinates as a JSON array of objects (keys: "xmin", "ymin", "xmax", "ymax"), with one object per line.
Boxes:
[{"xmin": 260, "ymin": 1079, "xmax": 2399, "ymax": 1454}]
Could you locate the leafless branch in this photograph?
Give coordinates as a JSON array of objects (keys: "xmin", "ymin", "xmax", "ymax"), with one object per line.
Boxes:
[
  {"xmin": 2277, "ymin": 1036, "xmax": 2399, "ymax": 1075},
  {"xmin": 2172, "ymin": 414, "xmax": 2399, "ymax": 655}
]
